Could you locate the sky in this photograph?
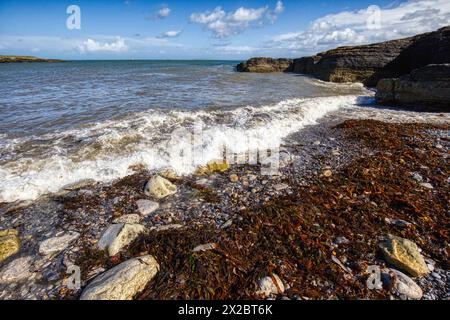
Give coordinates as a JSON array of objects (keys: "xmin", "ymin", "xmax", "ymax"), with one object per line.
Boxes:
[{"xmin": 0, "ymin": 0, "xmax": 449, "ymax": 60}]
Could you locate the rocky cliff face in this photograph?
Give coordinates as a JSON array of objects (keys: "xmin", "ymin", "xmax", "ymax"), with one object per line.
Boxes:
[
  {"xmin": 376, "ymin": 64, "xmax": 450, "ymax": 112},
  {"xmin": 237, "ymin": 26, "xmax": 450, "ymax": 88},
  {"xmin": 293, "ymin": 38, "xmax": 415, "ymax": 86},
  {"xmin": 236, "ymin": 57, "xmax": 293, "ymax": 73}
]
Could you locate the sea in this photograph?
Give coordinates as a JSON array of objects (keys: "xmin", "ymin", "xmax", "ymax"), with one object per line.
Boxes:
[{"xmin": 0, "ymin": 60, "xmax": 375, "ymax": 202}]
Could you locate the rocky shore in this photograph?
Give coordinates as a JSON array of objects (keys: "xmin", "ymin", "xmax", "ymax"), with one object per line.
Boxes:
[
  {"xmin": 1, "ymin": 107, "xmax": 448, "ymax": 300},
  {"xmin": 237, "ymin": 26, "xmax": 450, "ymax": 111}
]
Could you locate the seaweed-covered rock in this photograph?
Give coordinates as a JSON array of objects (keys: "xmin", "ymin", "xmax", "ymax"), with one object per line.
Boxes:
[
  {"xmin": 236, "ymin": 57, "xmax": 293, "ymax": 73},
  {"xmin": 0, "ymin": 229, "xmax": 20, "ymax": 263},
  {"xmin": 79, "ymin": 255, "xmax": 159, "ymax": 300},
  {"xmin": 379, "ymin": 235, "xmax": 429, "ymax": 277},
  {"xmin": 144, "ymin": 175, "xmax": 177, "ymax": 199}
]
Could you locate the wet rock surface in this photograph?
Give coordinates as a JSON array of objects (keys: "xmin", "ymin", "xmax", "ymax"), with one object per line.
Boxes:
[{"xmin": 236, "ymin": 58, "xmax": 293, "ymax": 73}]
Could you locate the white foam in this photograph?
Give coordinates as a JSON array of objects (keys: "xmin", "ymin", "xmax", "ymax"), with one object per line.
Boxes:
[{"xmin": 0, "ymin": 94, "xmax": 362, "ymax": 202}]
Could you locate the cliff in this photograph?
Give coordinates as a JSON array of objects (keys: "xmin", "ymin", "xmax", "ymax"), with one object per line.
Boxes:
[
  {"xmin": 236, "ymin": 26, "xmax": 450, "ymax": 87},
  {"xmin": 376, "ymin": 64, "xmax": 450, "ymax": 112}
]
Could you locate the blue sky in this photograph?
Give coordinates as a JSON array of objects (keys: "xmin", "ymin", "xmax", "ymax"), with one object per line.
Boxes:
[{"xmin": 0, "ymin": 0, "xmax": 449, "ymax": 59}]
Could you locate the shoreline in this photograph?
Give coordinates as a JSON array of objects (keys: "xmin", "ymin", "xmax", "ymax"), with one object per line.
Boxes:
[{"xmin": 1, "ymin": 109, "xmax": 448, "ymax": 300}]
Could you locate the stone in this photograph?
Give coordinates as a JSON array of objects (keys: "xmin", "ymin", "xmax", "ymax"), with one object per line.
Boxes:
[
  {"xmin": 151, "ymin": 224, "xmax": 183, "ymax": 232},
  {"xmin": 144, "ymin": 175, "xmax": 177, "ymax": 199},
  {"xmin": 196, "ymin": 160, "xmax": 230, "ymax": 175},
  {"xmin": 236, "ymin": 58, "xmax": 293, "ymax": 73},
  {"xmin": 384, "ymin": 218, "xmax": 412, "ymax": 228},
  {"xmin": 0, "ymin": 229, "xmax": 20, "ymax": 263},
  {"xmin": 0, "ymin": 256, "xmax": 33, "ymax": 283},
  {"xmin": 379, "ymin": 235, "xmax": 430, "ymax": 277},
  {"xmin": 229, "ymin": 174, "xmax": 239, "ymax": 183},
  {"xmin": 419, "ymin": 182, "xmax": 434, "ymax": 190},
  {"xmin": 323, "ymin": 170, "xmax": 333, "ymax": 178},
  {"xmin": 39, "ymin": 232, "xmax": 80, "ymax": 256},
  {"xmin": 221, "ymin": 219, "xmax": 233, "ymax": 229},
  {"xmin": 135, "ymin": 199, "xmax": 159, "ymax": 216},
  {"xmin": 411, "ymin": 172, "xmax": 423, "ymax": 182},
  {"xmin": 113, "ymin": 214, "xmax": 141, "ymax": 224},
  {"xmin": 193, "ymin": 243, "xmax": 218, "ymax": 252},
  {"xmin": 159, "ymin": 168, "xmax": 178, "ymax": 180},
  {"xmin": 79, "ymin": 255, "xmax": 159, "ymax": 300},
  {"xmin": 98, "ymin": 224, "xmax": 146, "ymax": 256},
  {"xmin": 273, "ymin": 183, "xmax": 289, "ymax": 191},
  {"xmin": 257, "ymin": 274, "xmax": 285, "ymax": 297},
  {"xmin": 335, "ymin": 237, "xmax": 350, "ymax": 245},
  {"xmin": 382, "ymin": 268, "xmax": 423, "ymax": 300}
]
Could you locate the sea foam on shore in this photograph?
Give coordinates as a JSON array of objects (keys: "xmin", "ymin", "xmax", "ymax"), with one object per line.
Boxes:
[{"xmin": 0, "ymin": 94, "xmax": 362, "ymax": 202}]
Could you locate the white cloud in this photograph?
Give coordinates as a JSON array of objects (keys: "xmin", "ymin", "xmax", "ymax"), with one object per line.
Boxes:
[
  {"xmin": 157, "ymin": 30, "xmax": 183, "ymax": 38},
  {"xmin": 78, "ymin": 37, "xmax": 128, "ymax": 53},
  {"xmin": 274, "ymin": 1, "xmax": 285, "ymax": 14},
  {"xmin": 229, "ymin": 7, "xmax": 267, "ymax": 22},
  {"xmin": 269, "ymin": 0, "xmax": 450, "ymax": 54},
  {"xmin": 190, "ymin": 2, "xmax": 284, "ymax": 38},
  {"xmin": 217, "ymin": 45, "xmax": 259, "ymax": 54},
  {"xmin": 157, "ymin": 5, "xmax": 171, "ymax": 19}
]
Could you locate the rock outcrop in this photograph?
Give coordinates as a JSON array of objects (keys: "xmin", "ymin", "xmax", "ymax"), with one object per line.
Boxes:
[
  {"xmin": 237, "ymin": 26, "xmax": 450, "ymax": 88},
  {"xmin": 80, "ymin": 255, "xmax": 159, "ymax": 300},
  {"xmin": 376, "ymin": 64, "xmax": 450, "ymax": 112},
  {"xmin": 293, "ymin": 37, "xmax": 415, "ymax": 86},
  {"xmin": 236, "ymin": 57, "xmax": 293, "ymax": 73}
]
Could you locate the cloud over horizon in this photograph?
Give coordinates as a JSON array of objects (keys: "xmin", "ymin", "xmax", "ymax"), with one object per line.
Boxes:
[
  {"xmin": 157, "ymin": 5, "xmax": 171, "ymax": 19},
  {"xmin": 269, "ymin": 0, "xmax": 450, "ymax": 55},
  {"xmin": 190, "ymin": 1, "xmax": 285, "ymax": 38}
]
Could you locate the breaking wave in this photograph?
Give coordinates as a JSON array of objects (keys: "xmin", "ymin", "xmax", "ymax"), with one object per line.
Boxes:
[{"xmin": 0, "ymin": 94, "xmax": 363, "ymax": 202}]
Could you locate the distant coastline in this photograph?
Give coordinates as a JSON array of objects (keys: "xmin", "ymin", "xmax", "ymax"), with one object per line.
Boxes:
[{"xmin": 0, "ymin": 55, "xmax": 65, "ymax": 63}]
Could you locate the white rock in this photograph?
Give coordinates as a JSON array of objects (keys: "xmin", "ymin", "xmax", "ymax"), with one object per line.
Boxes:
[
  {"xmin": 39, "ymin": 232, "xmax": 80, "ymax": 256},
  {"xmin": 144, "ymin": 175, "xmax": 177, "ymax": 199},
  {"xmin": 273, "ymin": 183, "xmax": 289, "ymax": 191},
  {"xmin": 98, "ymin": 224, "xmax": 146, "ymax": 256},
  {"xmin": 135, "ymin": 199, "xmax": 159, "ymax": 216},
  {"xmin": 420, "ymin": 182, "xmax": 434, "ymax": 189},
  {"xmin": 113, "ymin": 214, "xmax": 141, "ymax": 224},
  {"xmin": 0, "ymin": 256, "xmax": 33, "ymax": 283},
  {"xmin": 80, "ymin": 255, "xmax": 159, "ymax": 300},
  {"xmin": 257, "ymin": 274, "xmax": 285, "ymax": 298},
  {"xmin": 150, "ymin": 224, "xmax": 183, "ymax": 232},
  {"xmin": 193, "ymin": 243, "xmax": 218, "ymax": 252},
  {"xmin": 386, "ymin": 269, "xmax": 423, "ymax": 300}
]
